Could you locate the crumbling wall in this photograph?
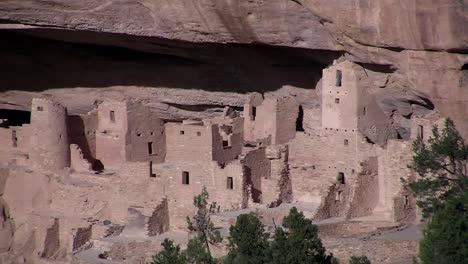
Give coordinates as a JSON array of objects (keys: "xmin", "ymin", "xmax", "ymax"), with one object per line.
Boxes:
[
  {"xmin": 211, "ymin": 117, "xmax": 244, "ymax": 164},
  {"xmin": 0, "ymin": 168, "xmax": 13, "ymax": 255},
  {"xmin": 41, "ymin": 218, "xmax": 60, "ymax": 259},
  {"xmin": 263, "ymin": 145, "xmax": 292, "ymax": 206},
  {"xmin": 68, "ymin": 109, "xmax": 97, "ymax": 165},
  {"xmin": 302, "ymin": 102, "xmax": 321, "ymax": 134},
  {"xmin": 30, "ymin": 98, "xmax": 70, "ymax": 170},
  {"xmin": 70, "ymin": 144, "xmax": 92, "ymax": 173},
  {"xmin": 241, "ymin": 147, "xmax": 271, "ymax": 203},
  {"xmin": 72, "ymin": 225, "xmax": 92, "ymax": 252},
  {"xmin": 347, "ymin": 157, "xmax": 379, "ymax": 218},
  {"xmin": 147, "ymin": 198, "xmax": 169, "ymax": 236},
  {"xmin": 314, "ymin": 181, "xmax": 352, "ymax": 220},
  {"xmin": 393, "ymin": 189, "xmax": 417, "ymax": 223}
]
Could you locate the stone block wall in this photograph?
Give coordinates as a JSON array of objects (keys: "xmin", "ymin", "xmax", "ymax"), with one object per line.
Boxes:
[
  {"xmin": 68, "ymin": 109, "xmax": 97, "ymax": 165},
  {"xmin": 322, "ymin": 61, "xmax": 361, "ymax": 129},
  {"xmin": 96, "ymin": 100, "xmax": 128, "ymax": 168},
  {"xmin": 274, "ymin": 97, "xmax": 299, "ymax": 144},
  {"xmin": 244, "ymin": 96, "xmax": 298, "ymax": 145},
  {"xmin": 241, "ymin": 147, "xmax": 271, "ymax": 203},
  {"xmin": 72, "ymin": 225, "xmax": 92, "ymax": 252},
  {"xmin": 126, "ymin": 102, "xmax": 165, "ymax": 163},
  {"xmin": 375, "ymin": 140, "xmax": 415, "ymax": 220},
  {"xmin": 41, "ymin": 218, "xmax": 60, "ymax": 258},
  {"xmin": 147, "ymin": 198, "xmax": 169, "ymax": 236},
  {"xmin": 70, "ymin": 144, "xmax": 92, "ymax": 173},
  {"xmin": 165, "ymin": 122, "xmax": 214, "ymax": 163},
  {"xmin": 30, "ymin": 98, "xmax": 70, "ymax": 170},
  {"xmin": 347, "ymin": 157, "xmax": 379, "ymax": 218},
  {"xmin": 212, "ymin": 122, "xmax": 243, "ymax": 164},
  {"xmin": 289, "ymin": 129, "xmax": 360, "ymax": 204}
]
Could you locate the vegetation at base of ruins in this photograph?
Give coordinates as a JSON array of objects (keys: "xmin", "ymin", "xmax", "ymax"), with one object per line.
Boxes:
[
  {"xmin": 418, "ymin": 191, "xmax": 468, "ymax": 264},
  {"xmin": 185, "ymin": 237, "xmax": 216, "ymax": 264},
  {"xmin": 186, "ymin": 187, "xmax": 222, "ymax": 262},
  {"xmin": 267, "ymin": 207, "xmax": 336, "ymax": 264},
  {"xmin": 407, "ymin": 119, "xmax": 468, "ymax": 264},
  {"xmin": 149, "ymin": 239, "xmax": 186, "ymax": 264},
  {"xmin": 349, "ymin": 255, "xmax": 371, "ymax": 264},
  {"xmin": 225, "ymin": 213, "xmax": 270, "ymax": 264},
  {"xmin": 152, "ymin": 192, "xmax": 345, "ymax": 264},
  {"xmin": 407, "ymin": 118, "xmax": 468, "ymax": 218}
]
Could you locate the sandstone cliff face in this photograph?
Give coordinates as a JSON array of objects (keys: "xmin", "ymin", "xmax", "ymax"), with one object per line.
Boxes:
[{"xmin": 0, "ymin": 0, "xmax": 466, "ymax": 135}]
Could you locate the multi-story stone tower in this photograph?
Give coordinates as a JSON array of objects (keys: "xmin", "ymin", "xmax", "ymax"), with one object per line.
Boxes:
[
  {"xmin": 30, "ymin": 98, "xmax": 70, "ymax": 169},
  {"xmin": 321, "ymin": 60, "xmax": 363, "ymax": 130}
]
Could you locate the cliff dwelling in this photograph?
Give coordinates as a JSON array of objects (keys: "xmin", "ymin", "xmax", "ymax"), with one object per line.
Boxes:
[{"xmin": 0, "ymin": 1, "xmax": 466, "ymax": 263}]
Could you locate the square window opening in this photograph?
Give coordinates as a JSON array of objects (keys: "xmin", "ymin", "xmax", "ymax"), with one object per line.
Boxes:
[
  {"xmin": 37, "ymin": 106, "xmax": 43, "ymax": 111},
  {"xmin": 197, "ymin": 132, "xmax": 201, "ymax": 136},
  {"xmin": 222, "ymin": 139, "xmax": 231, "ymax": 148},
  {"xmin": 180, "ymin": 130, "xmax": 185, "ymax": 135},
  {"xmin": 335, "ymin": 98, "xmax": 340, "ymax": 104},
  {"xmin": 182, "ymin": 171, "xmax": 190, "ymax": 185},
  {"xmin": 227, "ymin": 177, "xmax": 233, "ymax": 189}
]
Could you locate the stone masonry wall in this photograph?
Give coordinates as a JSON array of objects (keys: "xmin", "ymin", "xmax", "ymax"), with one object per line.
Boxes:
[
  {"xmin": 165, "ymin": 122, "xmax": 213, "ymax": 163},
  {"xmin": 147, "ymin": 198, "xmax": 170, "ymax": 236},
  {"xmin": 274, "ymin": 97, "xmax": 298, "ymax": 144},
  {"xmin": 96, "ymin": 100, "xmax": 128, "ymax": 168},
  {"xmin": 289, "ymin": 129, "xmax": 360, "ymax": 204},
  {"xmin": 126, "ymin": 102, "xmax": 165, "ymax": 163},
  {"xmin": 321, "ymin": 61, "xmax": 360, "ymax": 129},
  {"xmin": 347, "ymin": 157, "xmax": 379, "ymax": 218},
  {"xmin": 375, "ymin": 140, "xmax": 415, "ymax": 220},
  {"xmin": 68, "ymin": 109, "xmax": 97, "ymax": 165},
  {"xmin": 70, "ymin": 144, "xmax": 92, "ymax": 173},
  {"xmin": 30, "ymin": 98, "xmax": 70, "ymax": 170},
  {"xmin": 241, "ymin": 147, "xmax": 271, "ymax": 203}
]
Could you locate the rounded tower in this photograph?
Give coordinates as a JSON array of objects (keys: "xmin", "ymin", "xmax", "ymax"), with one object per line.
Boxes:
[{"xmin": 30, "ymin": 98, "xmax": 70, "ymax": 169}]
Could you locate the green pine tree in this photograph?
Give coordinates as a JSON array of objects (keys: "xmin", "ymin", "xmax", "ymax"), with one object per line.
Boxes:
[
  {"xmin": 185, "ymin": 237, "xmax": 215, "ymax": 264},
  {"xmin": 407, "ymin": 118, "xmax": 468, "ymax": 263},
  {"xmin": 418, "ymin": 191, "xmax": 468, "ymax": 264},
  {"xmin": 186, "ymin": 187, "xmax": 222, "ymax": 263},
  {"xmin": 408, "ymin": 119, "xmax": 468, "ymax": 217},
  {"xmin": 149, "ymin": 239, "xmax": 186, "ymax": 264},
  {"xmin": 349, "ymin": 255, "xmax": 371, "ymax": 264},
  {"xmin": 267, "ymin": 207, "xmax": 336, "ymax": 264},
  {"xmin": 225, "ymin": 213, "xmax": 270, "ymax": 264}
]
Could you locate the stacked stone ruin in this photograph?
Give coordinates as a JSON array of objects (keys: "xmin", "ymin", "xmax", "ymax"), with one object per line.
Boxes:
[{"xmin": 0, "ymin": 60, "xmax": 444, "ymax": 263}]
